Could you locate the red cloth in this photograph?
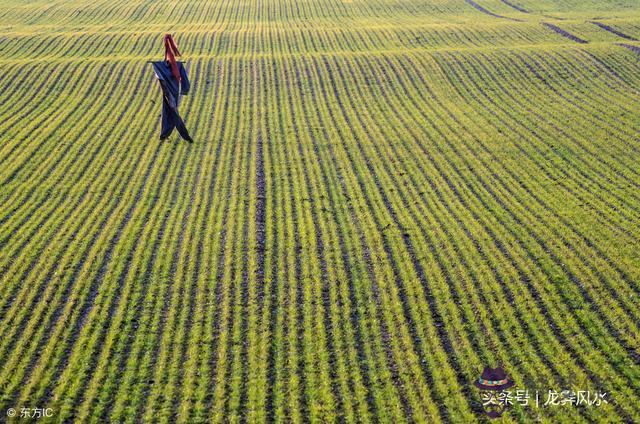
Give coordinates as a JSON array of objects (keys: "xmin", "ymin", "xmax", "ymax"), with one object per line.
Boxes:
[{"xmin": 163, "ymin": 34, "xmax": 182, "ymax": 83}]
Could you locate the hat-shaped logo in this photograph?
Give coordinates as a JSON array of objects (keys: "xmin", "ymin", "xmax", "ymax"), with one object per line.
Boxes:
[
  {"xmin": 475, "ymin": 367, "xmax": 514, "ymax": 418},
  {"xmin": 475, "ymin": 366, "xmax": 514, "ymax": 391}
]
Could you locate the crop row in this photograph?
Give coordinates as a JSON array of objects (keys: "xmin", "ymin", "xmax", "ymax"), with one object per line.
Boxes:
[
  {"xmin": 0, "ymin": 22, "xmax": 580, "ymax": 61},
  {"xmin": 1, "ymin": 45, "xmax": 639, "ymax": 421}
]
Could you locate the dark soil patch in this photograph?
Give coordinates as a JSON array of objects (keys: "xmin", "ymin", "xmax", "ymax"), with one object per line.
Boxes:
[
  {"xmin": 591, "ymin": 21, "xmax": 637, "ymax": 41},
  {"xmin": 465, "ymin": 0, "xmax": 523, "ymax": 22},
  {"xmin": 542, "ymin": 22, "xmax": 588, "ymax": 44}
]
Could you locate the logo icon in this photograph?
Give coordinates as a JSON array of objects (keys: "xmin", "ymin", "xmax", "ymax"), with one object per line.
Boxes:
[{"xmin": 475, "ymin": 367, "xmax": 514, "ymax": 418}]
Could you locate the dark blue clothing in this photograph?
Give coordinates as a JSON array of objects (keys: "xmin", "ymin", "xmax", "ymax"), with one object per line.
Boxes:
[{"xmin": 151, "ymin": 61, "xmax": 192, "ymax": 142}]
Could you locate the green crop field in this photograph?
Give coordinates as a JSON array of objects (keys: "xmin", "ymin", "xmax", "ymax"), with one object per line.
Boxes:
[{"xmin": 0, "ymin": 0, "xmax": 639, "ymax": 422}]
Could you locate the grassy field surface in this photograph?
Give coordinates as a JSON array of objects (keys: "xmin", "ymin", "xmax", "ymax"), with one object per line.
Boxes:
[{"xmin": 0, "ymin": 0, "xmax": 639, "ymax": 422}]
